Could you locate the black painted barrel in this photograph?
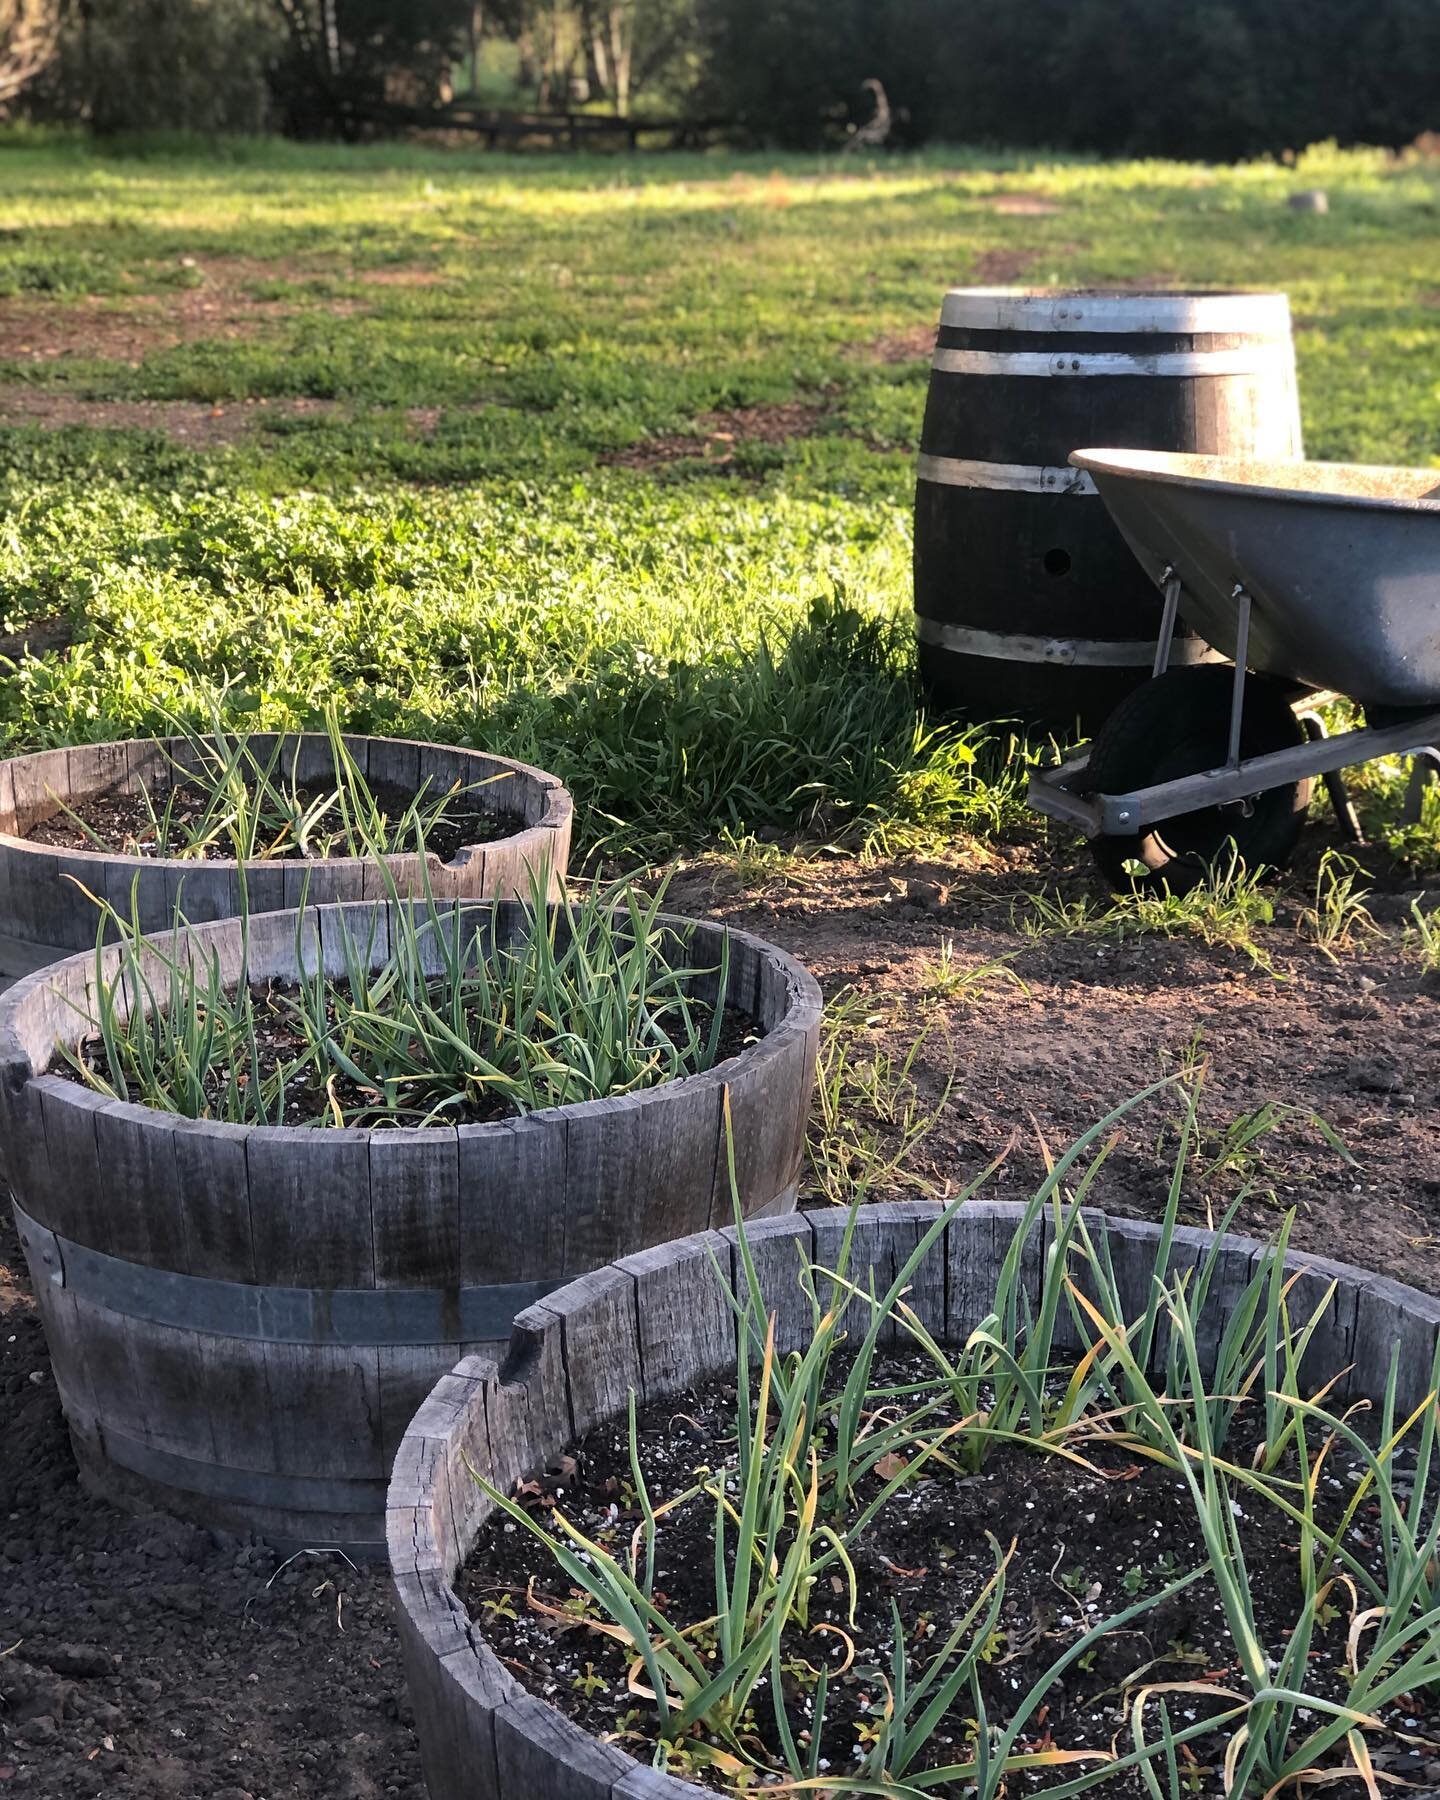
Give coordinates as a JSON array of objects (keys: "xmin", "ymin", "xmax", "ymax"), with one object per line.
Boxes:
[{"xmin": 914, "ymin": 289, "xmax": 1304, "ymax": 732}]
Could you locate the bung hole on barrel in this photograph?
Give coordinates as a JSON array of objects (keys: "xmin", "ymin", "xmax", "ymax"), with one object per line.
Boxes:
[{"xmin": 1043, "ymin": 547, "xmax": 1073, "ymax": 577}]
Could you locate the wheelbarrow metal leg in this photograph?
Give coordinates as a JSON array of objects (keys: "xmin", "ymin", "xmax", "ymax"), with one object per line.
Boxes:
[
  {"xmin": 1226, "ymin": 586, "xmax": 1252, "ymax": 772},
  {"xmin": 1403, "ymin": 750, "xmax": 1440, "ymax": 824},
  {"xmin": 1300, "ymin": 711, "xmax": 1364, "ymax": 844},
  {"xmin": 1152, "ymin": 568, "xmax": 1182, "ymax": 679}
]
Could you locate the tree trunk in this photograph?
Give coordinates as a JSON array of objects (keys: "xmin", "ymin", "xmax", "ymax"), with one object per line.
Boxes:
[
  {"xmin": 319, "ymin": 0, "xmax": 340, "ymax": 78},
  {"xmin": 587, "ymin": 20, "xmax": 610, "ymax": 99},
  {"xmin": 468, "ymin": 2, "xmax": 482, "ymax": 93},
  {"xmin": 607, "ymin": 5, "xmax": 631, "ymax": 116},
  {"xmin": 0, "ymin": 0, "xmax": 64, "ymax": 107},
  {"xmin": 517, "ymin": 22, "xmax": 538, "ymax": 95}
]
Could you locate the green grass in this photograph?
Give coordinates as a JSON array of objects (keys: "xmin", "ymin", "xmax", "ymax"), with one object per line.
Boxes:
[{"xmin": 1, "ymin": 135, "xmax": 1438, "ymax": 866}]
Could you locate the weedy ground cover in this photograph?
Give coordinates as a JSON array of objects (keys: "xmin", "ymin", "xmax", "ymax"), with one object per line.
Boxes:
[
  {"xmin": 1015, "ymin": 852, "xmax": 1283, "ymax": 968},
  {"xmin": 463, "ymin": 1107, "xmax": 1440, "ymax": 1796},
  {"xmin": 1, "ymin": 136, "xmax": 1438, "ymax": 868}
]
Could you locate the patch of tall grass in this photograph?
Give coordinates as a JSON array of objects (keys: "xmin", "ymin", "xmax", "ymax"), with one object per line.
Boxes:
[
  {"xmin": 804, "ymin": 989, "xmax": 951, "ymax": 1209},
  {"xmin": 0, "ymin": 479, "xmax": 1033, "ymax": 866}
]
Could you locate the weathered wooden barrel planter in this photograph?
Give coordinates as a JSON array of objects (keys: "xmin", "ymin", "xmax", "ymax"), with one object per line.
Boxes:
[
  {"xmin": 388, "ymin": 1201, "xmax": 1440, "ymax": 1800},
  {"xmin": 913, "ymin": 287, "xmax": 1304, "ymax": 732},
  {"xmin": 0, "ymin": 902, "xmax": 821, "ymax": 1552},
  {"xmin": 0, "ymin": 734, "xmax": 573, "ymax": 957}
]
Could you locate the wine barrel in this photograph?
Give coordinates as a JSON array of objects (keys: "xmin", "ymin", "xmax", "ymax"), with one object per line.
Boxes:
[
  {"xmin": 0, "ymin": 902, "xmax": 821, "ymax": 1553},
  {"xmin": 0, "ymin": 734, "xmax": 574, "ymax": 958},
  {"xmin": 914, "ymin": 289, "xmax": 1304, "ymax": 732},
  {"xmin": 390, "ymin": 1203, "xmax": 1440, "ymax": 1800}
]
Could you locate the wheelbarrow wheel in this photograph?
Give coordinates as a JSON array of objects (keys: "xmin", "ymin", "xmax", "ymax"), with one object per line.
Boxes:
[{"xmin": 1085, "ymin": 665, "xmax": 1312, "ymax": 895}]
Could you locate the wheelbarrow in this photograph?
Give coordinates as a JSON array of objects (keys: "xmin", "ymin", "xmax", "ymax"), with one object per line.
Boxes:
[{"xmin": 1027, "ymin": 448, "xmax": 1440, "ymax": 889}]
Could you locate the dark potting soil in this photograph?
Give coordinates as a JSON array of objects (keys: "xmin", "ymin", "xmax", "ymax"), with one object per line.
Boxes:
[
  {"xmin": 461, "ymin": 1350, "xmax": 1440, "ymax": 1797},
  {"xmin": 22, "ymin": 780, "xmax": 521, "ymax": 864},
  {"xmin": 52, "ymin": 994, "xmax": 759, "ymax": 1128},
  {"xmin": 0, "ymin": 1204, "xmax": 425, "ymax": 1799}
]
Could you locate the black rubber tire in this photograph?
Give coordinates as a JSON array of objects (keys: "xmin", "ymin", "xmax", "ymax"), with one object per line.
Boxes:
[{"xmin": 1084, "ymin": 665, "xmax": 1313, "ymax": 895}]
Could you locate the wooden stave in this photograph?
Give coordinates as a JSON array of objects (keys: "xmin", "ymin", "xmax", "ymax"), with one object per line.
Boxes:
[
  {"xmin": 913, "ymin": 290, "xmax": 1303, "ymax": 731},
  {"xmin": 0, "ymin": 901, "xmax": 822, "ymax": 1552},
  {"xmin": 0, "ymin": 734, "xmax": 574, "ymax": 952},
  {"xmin": 388, "ymin": 1201, "xmax": 1440, "ymax": 1799}
]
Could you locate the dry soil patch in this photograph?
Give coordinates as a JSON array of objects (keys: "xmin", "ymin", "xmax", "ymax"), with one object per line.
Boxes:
[
  {"xmin": 602, "ymin": 400, "xmax": 834, "ymax": 470},
  {"xmin": 354, "ymin": 266, "xmax": 447, "ymax": 288},
  {"xmin": 971, "ymin": 245, "xmax": 1047, "ymax": 283},
  {"xmin": 852, "ymin": 323, "xmax": 936, "ymax": 363},
  {"xmin": 0, "ymin": 256, "xmax": 374, "ymax": 365},
  {"xmin": 988, "ymin": 191, "xmax": 1064, "ymax": 216},
  {"xmin": 0, "ymin": 1209, "xmax": 424, "ymax": 1799},
  {"xmin": 666, "ymin": 843, "xmax": 1440, "ymax": 1288},
  {"xmin": 0, "ymin": 390, "xmax": 341, "ymax": 444}
]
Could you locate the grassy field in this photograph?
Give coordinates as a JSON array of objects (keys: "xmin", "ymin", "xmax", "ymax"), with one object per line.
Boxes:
[{"xmin": 0, "ymin": 134, "xmax": 1438, "ymax": 868}]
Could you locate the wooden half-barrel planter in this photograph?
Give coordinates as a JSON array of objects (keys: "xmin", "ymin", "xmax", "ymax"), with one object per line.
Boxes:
[
  {"xmin": 0, "ymin": 901, "xmax": 821, "ymax": 1553},
  {"xmin": 387, "ymin": 1200, "xmax": 1440, "ymax": 1800},
  {"xmin": 0, "ymin": 734, "xmax": 573, "ymax": 962}
]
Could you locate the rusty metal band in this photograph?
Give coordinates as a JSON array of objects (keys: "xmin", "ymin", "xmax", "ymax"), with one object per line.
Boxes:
[{"xmin": 13, "ymin": 1203, "xmax": 558, "ymax": 1345}]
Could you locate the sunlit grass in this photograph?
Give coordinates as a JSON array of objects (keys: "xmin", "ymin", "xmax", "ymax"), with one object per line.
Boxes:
[{"xmin": 0, "ymin": 136, "xmax": 1437, "ymax": 867}]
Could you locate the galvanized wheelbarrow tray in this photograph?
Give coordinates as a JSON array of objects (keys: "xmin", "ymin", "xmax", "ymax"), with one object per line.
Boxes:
[{"xmin": 1028, "ymin": 449, "xmax": 1440, "ymax": 887}]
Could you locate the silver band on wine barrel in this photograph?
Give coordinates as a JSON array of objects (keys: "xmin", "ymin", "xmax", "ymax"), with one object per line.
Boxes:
[
  {"xmin": 931, "ymin": 347, "xmax": 1282, "ymax": 379},
  {"xmin": 914, "ymin": 618, "xmax": 1224, "ymax": 670},
  {"xmin": 939, "ymin": 289, "xmax": 1294, "ymax": 336},
  {"xmin": 916, "ymin": 454, "xmax": 1098, "ymax": 495}
]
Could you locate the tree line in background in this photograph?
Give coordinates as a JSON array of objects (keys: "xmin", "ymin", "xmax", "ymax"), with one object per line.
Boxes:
[{"xmin": 0, "ymin": 0, "xmax": 1435, "ymax": 156}]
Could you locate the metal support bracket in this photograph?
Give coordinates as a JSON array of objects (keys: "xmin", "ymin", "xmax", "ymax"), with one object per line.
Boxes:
[
  {"xmin": 1403, "ymin": 749, "xmax": 1440, "ymax": 825},
  {"xmin": 1028, "ymin": 707, "xmax": 1440, "ymax": 838},
  {"xmin": 1300, "ymin": 711, "xmax": 1365, "ymax": 844},
  {"xmin": 1152, "ymin": 566, "xmax": 1181, "ymax": 679},
  {"xmin": 1226, "ymin": 585, "xmax": 1252, "ymax": 772}
]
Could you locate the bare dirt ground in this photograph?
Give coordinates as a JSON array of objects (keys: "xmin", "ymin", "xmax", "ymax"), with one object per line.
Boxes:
[
  {"xmin": 0, "ymin": 256, "xmax": 434, "ymax": 372},
  {"xmin": 668, "ymin": 837, "xmax": 1440, "ymax": 1291},
  {"xmin": 600, "ymin": 400, "xmax": 837, "ymax": 469},
  {"xmin": 2, "ymin": 832, "xmax": 1436, "ymax": 1794},
  {"xmin": 0, "ymin": 253, "xmax": 454, "ymax": 359},
  {"xmin": 0, "ymin": 278, "xmax": 293, "ymax": 366},
  {"xmin": 851, "ymin": 323, "xmax": 935, "ymax": 363},
  {"xmin": 970, "ymin": 246, "xmax": 1048, "ymax": 283},
  {"xmin": 986, "ymin": 192, "xmax": 1064, "ymax": 216},
  {"xmin": 0, "ymin": 393, "xmax": 480, "ymax": 443},
  {"xmin": 0, "ymin": 391, "xmax": 343, "ymax": 445},
  {"xmin": 0, "ymin": 1210, "xmax": 424, "ymax": 1800}
]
